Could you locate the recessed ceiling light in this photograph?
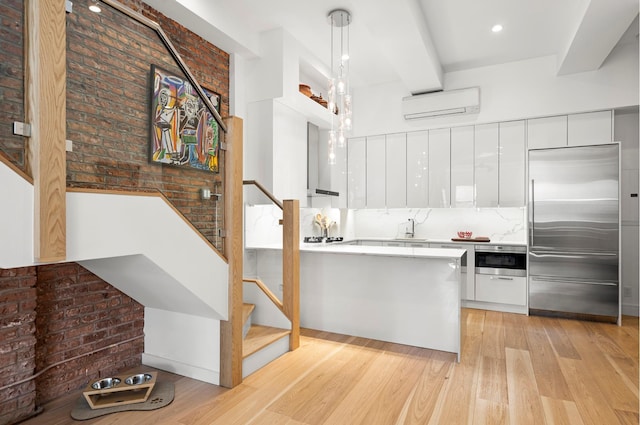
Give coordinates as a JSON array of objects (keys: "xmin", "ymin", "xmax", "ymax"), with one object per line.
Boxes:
[
  {"xmin": 491, "ymin": 24, "xmax": 503, "ymax": 33},
  {"xmin": 89, "ymin": 1, "xmax": 101, "ymax": 13}
]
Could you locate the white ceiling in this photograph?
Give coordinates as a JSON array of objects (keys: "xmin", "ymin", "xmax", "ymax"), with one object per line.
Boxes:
[{"xmin": 145, "ymin": 0, "xmax": 638, "ymax": 94}]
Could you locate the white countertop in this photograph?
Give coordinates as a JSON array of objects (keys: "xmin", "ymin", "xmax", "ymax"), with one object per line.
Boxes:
[
  {"xmin": 354, "ymin": 237, "xmax": 527, "ymax": 246},
  {"xmin": 247, "ymin": 242, "xmax": 465, "ymax": 260}
]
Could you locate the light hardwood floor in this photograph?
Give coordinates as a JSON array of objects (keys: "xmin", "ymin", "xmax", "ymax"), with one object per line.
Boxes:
[{"xmin": 20, "ymin": 309, "xmax": 639, "ymax": 425}]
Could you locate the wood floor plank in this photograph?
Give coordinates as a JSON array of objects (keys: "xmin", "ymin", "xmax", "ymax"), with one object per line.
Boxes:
[
  {"xmin": 357, "ymin": 347, "xmax": 432, "ymax": 425},
  {"xmin": 481, "ymin": 311, "xmax": 505, "ymax": 360},
  {"xmin": 505, "ymin": 348, "xmax": 547, "ymax": 425},
  {"xmin": 427, "ymin": 334, "xmax": 483, "ymax": 424},
  {"xmin": 540, "ymin": 396, "xmax": 585, "ymax": 425},
  {"xmin": 558, "ymin": 356, "xmax": 622, "ymax": 425},
  {"xmin": 267, "ymin": 337, "xmax": 382, "ymax": 424},
  {"xmin": 472, "ymin": 399, "xmax": 509, "ymax": 425},
  {"xmin": 525, "ymin": 317, "xmax": 574, "ymax": 401},
  {"xmin": 615, "ymin": 409, "xmax": 640, "ymax": 425},
  {"xmin": 464, "ymin": 308, "xmax": 486, "ymax": 338},
  {"xmin": 396, "ymin": 357, "xmax": 452, "ymax": 425},
  {"xmin": 247, "ymin": 410, "xmax": 306, "ymax": 425},
  {"xmin": 476, "ymin": 355, "xmax": 508, "ymax": 404},
  {"xmin": 560, "ymin": 320, "xmax": 639, "ymax": 413},
  {"xmin": 542, "ymin": 317, "xmax": 581, "ymax": 359},
  {"xmin": 502, "ymin": 312, "xmax": 529, "ymax": 351},
  {"xmin": 320, "ymin": 342, "xmax": 422, "ymax": 425}
]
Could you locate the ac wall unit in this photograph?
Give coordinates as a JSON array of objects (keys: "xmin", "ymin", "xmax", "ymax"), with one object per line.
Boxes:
[{"xmin": 402, "ymin": 87, "xmax": 480, "ymax": 120}]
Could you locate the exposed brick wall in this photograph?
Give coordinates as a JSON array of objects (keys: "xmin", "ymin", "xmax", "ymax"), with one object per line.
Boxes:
[
  {"xmin": 0, "ymin": 267, "xmax": 37, "ymax": 425},
  {"xmin": 0, "ymin": 263, "xmax": 144, "ymax": 425},
  {"xmin": 0, "ymin": 2, "xmax": 230, "ymax": 422},
  {"xmin": 34, "ymin": 263, "xmax": 144, "ymax": 405},
  {"xmin": 0, "ymin": 0, "xmax": 25, "ymax": 169},
  {"xmin": 65, "ymin": 2, "xmax": 229, "ymax": 251}
]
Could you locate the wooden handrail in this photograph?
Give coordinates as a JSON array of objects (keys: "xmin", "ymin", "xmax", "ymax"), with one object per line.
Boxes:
[
  {"xmin": 242, "ymin": 180, "xmax": 283, "ymax": 210},
  {"xmin": 243, "ymin": 278, "xmax": 285, "ymax": 315}
]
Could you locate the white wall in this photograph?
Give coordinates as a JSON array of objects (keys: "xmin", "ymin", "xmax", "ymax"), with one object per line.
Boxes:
[
  {"xmin": 143, "ymin": 308, "xmax": 221, "ymax": 385},
  {"xmin": 352, "ymin": 42, "xmax": 639, "ymax": 138}
]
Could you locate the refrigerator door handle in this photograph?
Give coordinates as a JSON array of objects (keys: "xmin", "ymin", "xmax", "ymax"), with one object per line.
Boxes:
[
  {"xmin": 529, "ymin": 250, "xmax": 618, "ymax": 258},
  {"xmin": 530, "ymin": 276, "xmax": 617, "ymax": 286},
  {"xmin": 529, "ymin": 179, "xmax": 535, "ymax": 246}
]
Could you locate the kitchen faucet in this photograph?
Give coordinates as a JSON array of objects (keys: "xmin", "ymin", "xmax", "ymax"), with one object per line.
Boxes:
[{"xmin": 405, "ymin": 218, "xmax": 415, "ymax": 238}]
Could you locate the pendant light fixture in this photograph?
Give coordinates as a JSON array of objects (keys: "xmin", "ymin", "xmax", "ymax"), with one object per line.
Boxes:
[{"xmin": 327, "ymin": 9, "xmax": 352, "ymax": 164}]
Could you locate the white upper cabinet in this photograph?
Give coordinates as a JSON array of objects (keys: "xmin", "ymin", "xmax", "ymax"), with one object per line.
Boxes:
[
  {"xmin": 499, "ymin": 120, "xmax": 526, "ymax": 207},
  {"xmin": 406, "ymin": 131, "xmax": 429, "ymax": 208},
  {"xmin": 386, "ymin": 133, "xmax": 407, "ymax": 208},
  {"xmin": 428, "ymin": 128, "xmax": 451, "ymax": 207},
  {"xmin": 527, "ymin": 115, "xmax": 568, "ymax": 149},
  {"xmin": 474, "ymin": 123, "xmax": 499, "ymax": 207},
  {"xmin": 450, "ymin": 126, "xmax": 474, "ymax": 208},
  {"xmin": 568, "ymin": 110, "xmax": 613, "ymax": 146},
  {"xmin": 347, "ymin": 137, "xmax": 366, "ymax": 209},
  {"xmin": 366, "ymin": 135, "xmax": 386, "ymax": 208}
]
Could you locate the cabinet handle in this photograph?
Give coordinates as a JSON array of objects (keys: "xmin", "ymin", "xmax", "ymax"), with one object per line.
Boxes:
[{"xmin": 491, "ymin": 276, "xmax": 514, "ymax": 281}]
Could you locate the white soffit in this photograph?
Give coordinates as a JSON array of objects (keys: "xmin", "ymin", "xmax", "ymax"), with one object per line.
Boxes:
[
  {"xmin": 557, "ymin": 0, "xmax": 639, "ymax": 75},
  {"xmin": 358, "ymin": 0, "xmax": 443, "ymax": 93}
]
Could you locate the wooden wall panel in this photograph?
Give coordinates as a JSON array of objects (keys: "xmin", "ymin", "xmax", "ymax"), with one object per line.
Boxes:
[
  {"xmin": 220, "ymin": 116, "xmax": 243, "ymax": 388},
  {"xmin": 25, "ymin": 0, "xmax": 66, "ymax": 262}
]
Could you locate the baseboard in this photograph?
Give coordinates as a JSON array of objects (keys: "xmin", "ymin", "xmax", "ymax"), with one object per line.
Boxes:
[
  {"xmin": 622, "ymin": 304, "xmax": 639, "ymax": 317},
  {"xmin": 462, "ymin": 300, "xmax": 528, "ymax": 315},
  {"xmin": 142, "ymin": 353, "xmax": 220, "ymax": 385}
]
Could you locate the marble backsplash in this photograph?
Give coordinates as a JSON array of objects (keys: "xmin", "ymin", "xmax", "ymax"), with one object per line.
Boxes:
[{"xmin": 245, "ymin": 205, "xmax": 526, "ymax": 247}]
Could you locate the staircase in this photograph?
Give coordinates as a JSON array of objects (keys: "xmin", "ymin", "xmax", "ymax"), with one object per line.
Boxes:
[{"xmin": 241, "ymin": 290, "xmax": 293, "ymax": 378}]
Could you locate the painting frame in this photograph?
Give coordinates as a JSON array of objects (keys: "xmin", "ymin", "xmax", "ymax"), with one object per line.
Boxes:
[{"xmin": 149, "ymin": 64, "xmax": 220, "ymax": 173}]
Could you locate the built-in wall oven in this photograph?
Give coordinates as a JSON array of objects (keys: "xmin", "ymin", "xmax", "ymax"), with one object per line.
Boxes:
[{"xmin": 475, "ymin": 245, "xmax": 527, "ymax": 277}]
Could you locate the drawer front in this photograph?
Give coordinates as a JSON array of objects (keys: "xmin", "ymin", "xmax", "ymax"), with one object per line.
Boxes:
[{"xmin": 476, "ymin": 274, "xmax": 526, "ymax": 305}]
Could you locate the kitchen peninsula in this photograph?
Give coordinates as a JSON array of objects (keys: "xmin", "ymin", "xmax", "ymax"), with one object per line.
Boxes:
[{"xmin": 247, "ymin": 242, "xmax": 466, "ymax": 361}]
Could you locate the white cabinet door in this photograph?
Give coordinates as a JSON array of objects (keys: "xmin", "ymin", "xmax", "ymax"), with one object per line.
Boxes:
[
  {"xmin": 406, "ymin": 131, "xmax": 429, "ymax": 208},
  {"xmin": 386, "ymin": 133, "xmax": 407, "ymax": 208},
  {"xmin": 366, "ymin": 135, "xmax": 386, "ymax": 208},
  {"xmin": 474, "ymin": 123, "xmax": 499, "ymax": 207},
  {"xmin": 476, "ymin": 275, "xmax": 527, "ymax": 305},
  {"xmin": 499, "ymin": 121, "xmax": 526, "ymax": 207},
  {"xmin": 568, "ymin": 110, "xmax": 613, "ymax": 146},
  {"xmin": 451, "ymin": 126, "xmax": 474, "ymax": 207},
  {"xmin": 527, "ymin": 115, "xmax": 568, "ymax": 149},
  {"xmin": 428, "ymin": 128, "xmax": 451, "ymax": 207},
  {"xmin": 429, "ymin": 242, "xmax": 475, "ymax": 301},
  {"xmin": 347, "ymin": 137, "xmax": 366, "ymax": 208}
]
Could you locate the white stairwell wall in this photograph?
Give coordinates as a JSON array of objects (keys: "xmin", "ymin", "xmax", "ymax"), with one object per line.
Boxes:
[{"xmin": 0, "ymin": 161, "xmax": 229, "ymax": 385}]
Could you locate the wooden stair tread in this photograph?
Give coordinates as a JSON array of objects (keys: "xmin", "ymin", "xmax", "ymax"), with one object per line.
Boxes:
[
  {"xmin": 243, "ymin": 325, "xmax": 291, "ymax": 358},
  {"xmin": 242, "ymin": 303, "xmax": 256, "ymax": 326}
]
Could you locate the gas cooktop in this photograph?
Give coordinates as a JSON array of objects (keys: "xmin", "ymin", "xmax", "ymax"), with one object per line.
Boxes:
[{"xmin": 303, "ymin": 236, "xmax": 344, "ymax": 244}]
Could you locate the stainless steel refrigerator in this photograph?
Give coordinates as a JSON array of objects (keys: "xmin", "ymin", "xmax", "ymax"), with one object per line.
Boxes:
[{"xmin": 528, "ymin": 144, "xmax": 620, "ymax": 322}]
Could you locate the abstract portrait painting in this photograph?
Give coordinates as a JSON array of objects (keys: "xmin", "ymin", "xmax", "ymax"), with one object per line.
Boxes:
[{"xmin": 150, "ymin": 65, "xmax": 220, "ymax": 172}]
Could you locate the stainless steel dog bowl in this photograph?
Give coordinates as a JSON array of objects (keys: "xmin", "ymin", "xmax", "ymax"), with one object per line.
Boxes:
[
  {"xmin": 91, "ymin": 377, "xmax": 121, "ymax": 390},
  {"xmin": 124, "ymin": 373, "xmax": 153, "ymax": 385}
]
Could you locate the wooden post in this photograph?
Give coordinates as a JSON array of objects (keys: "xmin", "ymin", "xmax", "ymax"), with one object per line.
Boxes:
[
  {"xmin": 282, "ymin": 199, "xmax": 300, "ymax": 350},
  {"xmin": 25, "ymin": 0, "xmax": 67, "ymax": 262},
  {"xmin": 220, "ymin": 116, "xmax": 243, "ymax": 388}
]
